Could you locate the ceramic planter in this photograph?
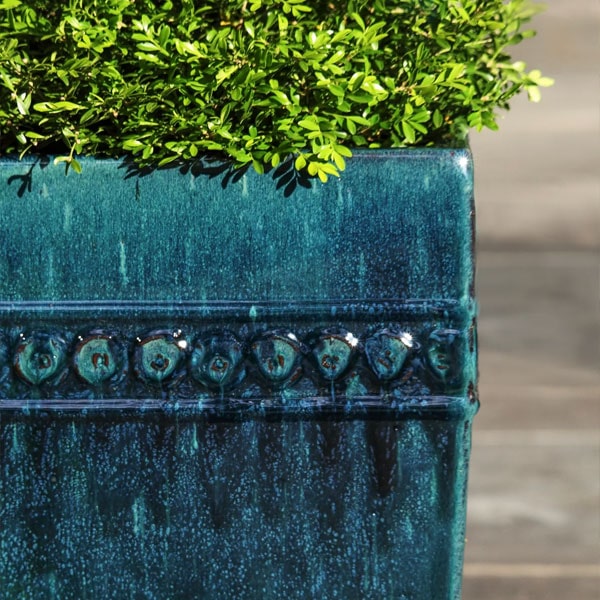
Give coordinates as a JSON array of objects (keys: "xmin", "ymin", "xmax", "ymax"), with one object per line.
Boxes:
[{"xmin": 0, "ymin": 149, "xmax": 478, "ymax": 599}]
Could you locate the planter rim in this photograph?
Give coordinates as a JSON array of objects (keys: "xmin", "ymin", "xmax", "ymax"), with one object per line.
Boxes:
[{"xmin": 0, "ymin": 145, "xmax": 471, "ymax": 168}]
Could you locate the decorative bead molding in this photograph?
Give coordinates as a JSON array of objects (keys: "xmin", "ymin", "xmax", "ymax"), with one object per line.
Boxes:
[{"xmin": 0, "ymin": 326, "xmax": 473, "ymax": 408}]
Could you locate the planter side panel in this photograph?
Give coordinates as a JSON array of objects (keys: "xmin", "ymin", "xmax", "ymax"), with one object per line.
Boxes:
[
  {"xmin": 0, "ymin": 150, "xmax": 473, "ymax": 303},
  {"xmin": 0, "ymin": 413, "xmax": 476, "ymax": 600}
]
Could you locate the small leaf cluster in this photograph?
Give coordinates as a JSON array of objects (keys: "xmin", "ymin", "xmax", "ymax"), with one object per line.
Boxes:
[{"xmin": 0, "ymin": 0, "xmax": 553, "ymax": 179}]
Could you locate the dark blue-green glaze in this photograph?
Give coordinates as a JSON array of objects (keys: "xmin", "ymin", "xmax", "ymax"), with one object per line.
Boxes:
[{"xmin": 0, "ymin": 150, "xmax": 478, "ymax": 599}]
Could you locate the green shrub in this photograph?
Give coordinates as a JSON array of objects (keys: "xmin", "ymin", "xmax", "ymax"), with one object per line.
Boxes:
[{"xmin": 0, "ymin": 0, "xmax": 552, "ymax": 179}]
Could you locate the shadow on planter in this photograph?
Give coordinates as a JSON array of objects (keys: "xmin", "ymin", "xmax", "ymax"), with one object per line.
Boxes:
[{"xmin": 6, "ymin": 153, "xmax": 314, "ymax": 198}]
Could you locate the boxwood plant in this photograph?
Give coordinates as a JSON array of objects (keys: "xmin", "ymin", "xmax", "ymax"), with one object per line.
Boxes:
[{"xmin": 0, "ymin": 0, "xmax": 552, "ymax": 181}]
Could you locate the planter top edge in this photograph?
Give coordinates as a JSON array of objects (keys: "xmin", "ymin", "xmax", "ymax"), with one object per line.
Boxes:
[{"xmin": 0, "ymin": 146, "xmax": 471, "ymax": 168}]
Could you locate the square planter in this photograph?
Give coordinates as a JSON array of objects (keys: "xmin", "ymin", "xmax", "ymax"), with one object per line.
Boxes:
[{"xmin": 0, "ymin": 149, "xmax": 478, "ymax": 599}]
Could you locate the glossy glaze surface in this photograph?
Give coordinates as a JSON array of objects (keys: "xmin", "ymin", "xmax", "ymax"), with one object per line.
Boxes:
[{"xmin": 0, "ymin": 150, "xmax": 477, "ymax": 599}]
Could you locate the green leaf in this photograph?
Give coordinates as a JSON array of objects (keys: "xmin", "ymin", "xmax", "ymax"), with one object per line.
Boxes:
[
  {"xmin": 307, "ymin": 161, "xmax": 319, "ymax": 176},
  {"xmin": 24, "ymin": 131, "xmax": 45, "ymax": 139},
  {"xmin": 319, "ymin": 162, "xmax": 340, "ymax": 176},
  {"xmin": 348, "ymin": 73, "xmax": 366, "ymax": 93},
  {"xmin": 334, "ymin": 144, "xmax": 352, "ymax": 158},
  {"xmin": 70, "ymin": 158, "xmax": 82, "ymax": 174},
  {"xmin": 16, "ymin": 93, "xmax": 30, "ymax": 115},
  {"xmin": 295, "ymin": 153, "xmax": 307, "ymax": 170},
  {"xmin": 526, "ymin": 85, "xmax": 542, "ymax": 103},
  {"xmin": 298, "ymin": 118, "xmax": 320, "ymax": 131},
  {"xmin": 157, "ymin": 155, "xmax": 178, "ymax": 167},
  {"xmin": 332, "ymin": 151, "xmax": 345, "ymax": 171},
  {"xmin": 216, "ymin": 65, "xmax": 239, "ymax": 84},
  {"xmin": 33, "ymin": 101, "xmax": 86, "ymax": 112},
  {"xmin": 401, "ymin": 121, "xmax": 416, "ymax": 144},
  {"xmin": 122, "ymin": 139, "xmax": 145, "ymax": 150}
]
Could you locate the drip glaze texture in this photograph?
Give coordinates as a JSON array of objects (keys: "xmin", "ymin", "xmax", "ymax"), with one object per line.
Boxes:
[{"xmin": 0, "ymin": 149, "xmax": 478, "ymax": 599}]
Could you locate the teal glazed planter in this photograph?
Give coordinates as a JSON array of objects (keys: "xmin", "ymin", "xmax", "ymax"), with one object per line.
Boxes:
[{"xmin": 0, "ymin": 149, "xmax": 478, "ymax": 599}]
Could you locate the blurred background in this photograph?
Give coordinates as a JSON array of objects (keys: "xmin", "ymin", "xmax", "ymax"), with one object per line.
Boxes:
[{"xmin": 462, "ymin": 1, "xmax": 599, "ymax": 599}]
